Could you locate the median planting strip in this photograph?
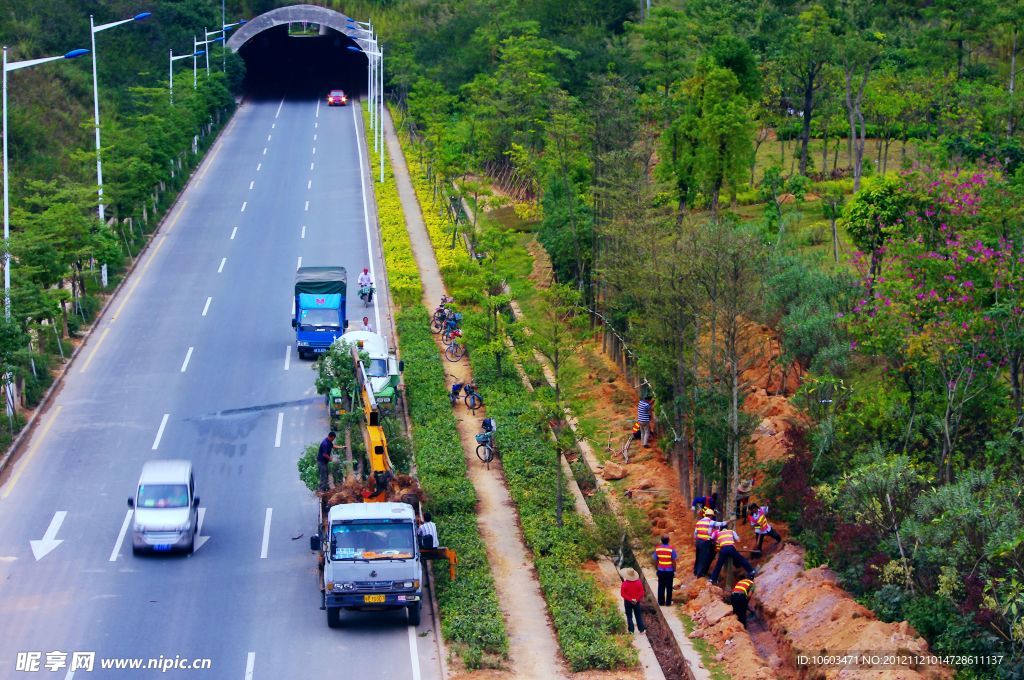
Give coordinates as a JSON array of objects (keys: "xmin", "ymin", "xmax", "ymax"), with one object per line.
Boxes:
[
  {"xmin": 364, "ymin": 108, "xmax": 509, "ymax": 668},
  {"xmin": 389, "ymin": 107, "xmax": 637, "ymax": 673}
]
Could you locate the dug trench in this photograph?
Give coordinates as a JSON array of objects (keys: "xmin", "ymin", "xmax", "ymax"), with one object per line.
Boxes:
[{"xmin": 578, "ymin": 321, "xmax": 952, "ymax": 680}]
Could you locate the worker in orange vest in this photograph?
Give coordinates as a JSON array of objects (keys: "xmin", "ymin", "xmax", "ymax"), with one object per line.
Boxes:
[
  {"xmin": 652, "ymin": 535, "xmax": 677, "ymax": 606},
  {"xmin": 731, "ymin": 578, "xmax": 755, "ymax": 628},
  {"xmin": 707, "ymin": 528, "xmax": 757, "ymax": 586},
  {"xmin": 693, "ymin": 508, "xmax": 728, "ymax": 577},
  {"xmin": 747, "ymin": 503, "xmax": 783, "ymax": 554}
]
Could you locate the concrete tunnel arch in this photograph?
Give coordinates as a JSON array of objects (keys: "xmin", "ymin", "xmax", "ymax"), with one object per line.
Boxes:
[{"xmin": 226, "ymin": 4, "xmax": 370, "ymax": 98}]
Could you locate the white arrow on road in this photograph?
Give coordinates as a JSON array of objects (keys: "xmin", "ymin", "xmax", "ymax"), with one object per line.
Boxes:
[
  {"xmin": 193, "ymin": 507, "xmax": 210, "ymax": 553},
  {"xmin": 31, "ymin": 511, "xmax": 67, "ymax": 561}
]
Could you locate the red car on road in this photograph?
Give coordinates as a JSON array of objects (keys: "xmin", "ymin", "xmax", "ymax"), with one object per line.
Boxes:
[{"xmin": 327, "ymin": 90, "xmax": 348, "ymax": 106}]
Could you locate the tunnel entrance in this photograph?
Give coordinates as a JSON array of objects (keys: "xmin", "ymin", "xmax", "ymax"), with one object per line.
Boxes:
[{"xmin": 227, "ymin": 5, "xmax": 368, "ymax": 100}]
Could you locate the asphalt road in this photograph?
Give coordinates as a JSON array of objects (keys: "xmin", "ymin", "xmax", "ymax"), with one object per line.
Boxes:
[{"xmin": 0, "ymin": 96, "xmax": 440, "ymax": 680}]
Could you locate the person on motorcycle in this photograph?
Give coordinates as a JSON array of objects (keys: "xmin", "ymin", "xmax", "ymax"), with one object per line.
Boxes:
[{"xmin": 358, "ymin": 268, "xmax": 374, "ymax": 304}]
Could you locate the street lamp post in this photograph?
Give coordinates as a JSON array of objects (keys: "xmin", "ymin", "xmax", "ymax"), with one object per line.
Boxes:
[
  {"xmin": 193, "ymin": 35, "xmax": 223, "ymax": 88},
  {"xmin": 90, "ymin": 12, "xmax": 151, "ymax": 224},
  {"xmin": 205, "ymin": 20, "xmax": 246, "ymax": 72},
  {"xmin": 169, "ymin": 49, "xmax": 203, "ymax": 104},
  {"xmin": 347, "ymin": 41, "xmax": 383, "ymax": 182},
  {"xmin": 3, "ymin": 46, "xmax": 89, "ymax": 320}
]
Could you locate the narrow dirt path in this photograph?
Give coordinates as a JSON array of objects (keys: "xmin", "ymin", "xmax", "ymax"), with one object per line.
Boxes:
[{"xmin": 384, "ymin": 109, "xmax": 567, "ymax": 680}]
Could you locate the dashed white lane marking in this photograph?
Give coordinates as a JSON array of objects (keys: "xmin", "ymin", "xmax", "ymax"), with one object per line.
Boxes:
[
  {"xmin": 245, "ymin": 652, "xmax": 255, "ymax": 680},
  {"xmin": 301, "ymin": 225, "xmax": 306, "ymax": 239},
  {"xmin": 257, "ymin": 163, "xmax": 261, "ymax": 172},
  {"xmin": 313, "ymin": 134, "xmax": 317, "ymax": 141},
  {"xmin": 304, "ymin": 200, "xmax": 309, "ymax": 211},
  {"xmin": 274, "ymin": 413, "xmax": 284, "ymax": 448},
  {"xmin": 315, "ymin": 99, "xmax": 320, "ymax": 118},
  {"xmin": 315, "ymin": 122, "xmax": 318, "ymax": 129},
  {"xmin": 152, "ymin": 414, "xmax": 170, "ymax": 450},
  {"xmin": 276, "ymin": 97, "xmax": 284, "ymax": 118},
  {"xmin": 310, "ymin": 162, "xmax": 315, "ymax": 171},
  {"xmin": 312, "ymin": 147, "xmax": 316, "ymax": 155},
  {"xmin": 218, "ymin": 258, "xmax": 227, "ymax": 273},
  {"xmin": 240, "ymin": 201, "xmax": 247, "ymax": 212},
  {"xmin": 284, "ymin": 345, "xmax": 291, "ymax": 371},
  {"xmin": 249, "ymin": 180, "xmax": 254, "ymax": 190},
  {"xmin": 260, "ymin": 508, "xmax": 273, "ymax": 559},
  {"xmin": 202, "ymin": 297, "xmax": 212, "ymax": 316},
  {"xmin": 262, "ymin": 147, "xmax": 267, "ymax": 155},
  {"xmin": 267, "ymin": 134, "xmax": 272, "ymax": 141},
  {"xmin": 296, "ymin": 256, "xmax": 302, "ymax": 270},
  {"xmin": 272, "ymin": 123, "xmax": 275, "ymax": 129},
  {"xmin": 110, "ymin": 509, "xmax": 132, "ymax": 561},
  {"xmin": 230, "ymin": 227, "xmax": 238, "ymax": 240},
  {"xmin": 307, "ymin": 180, "xmax": 312, "ymax": 189},
  {"xmin": 180, "ymin": 347, "xmax": 194, "ymax": 373}
]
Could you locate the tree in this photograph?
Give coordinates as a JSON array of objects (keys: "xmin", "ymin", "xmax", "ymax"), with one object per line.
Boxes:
[
  {"xmin": 531, "ymin": 284, "xmax": 586, "ymax": 526},
  {"xmin": 784, "ymin": 5, "xmax": 837, "ymax": 177},
  {"xmin": 627, "ymin": 7, "xmax": 690, "ymax": 106},
  {"xmin": 842, "ymin": 174, "xmax": 912, "ymax": 289},
  {"xmin": 693, "ymin": 65, "xmax": 755, "ymax": 214},
  {"xmin": 839, "ymin": 25, "xmax": 886, "ymax": 191}
]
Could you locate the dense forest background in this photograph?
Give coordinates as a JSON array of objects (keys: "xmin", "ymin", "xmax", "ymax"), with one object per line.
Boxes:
[
  {"xmin": 3, "ymin": 0, "xmax": 1023, "ymax": 674},
  {"xmin": 327, "ymin": 0, "xmax": 1024, "ymax": 674}
]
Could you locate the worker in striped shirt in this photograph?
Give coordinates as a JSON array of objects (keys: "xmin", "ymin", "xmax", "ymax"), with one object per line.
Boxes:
[{"xmin": 636, "ymin": 396, "xmax": 653, "ymax": 448}]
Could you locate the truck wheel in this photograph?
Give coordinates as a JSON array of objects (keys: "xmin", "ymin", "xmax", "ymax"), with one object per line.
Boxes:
[
  {"xmin": 407, "ymin": 602, "xmax": 422, "ymax": 626},
  {"xmin": 132, "ymin": 545, "xmax": 142, "ymax": 557},
  {"xmin": 326, "ymin": 607, "xmax": 342, "ymax": 628}
]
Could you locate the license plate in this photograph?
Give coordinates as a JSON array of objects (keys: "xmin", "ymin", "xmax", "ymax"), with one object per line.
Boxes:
[
  {"xmin": 313, "ymin": 348, "xmax": 327, "ymax": 354},
  {"xmin": 363, "ymin": 594, "xmax": 386, "ymax": 604},
  {"xmin": 154, "ymin": 545, "xmax": 171, "ymax": 551},
  {"xmin": 377, "ymin": 397, "xmax": 391, "ymax": 403}
]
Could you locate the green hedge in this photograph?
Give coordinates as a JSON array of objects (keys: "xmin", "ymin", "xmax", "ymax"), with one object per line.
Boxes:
[
  {"xmin": 396, "ymin": 307, "xmax": 508, "ymax": 666},
  {"xmin": 464, "ymin": 313, "xmax": 636, "ymax": 671},
  {"xmin": 364, "ymin": 109, "xmax": 422, "ymax": 308}
]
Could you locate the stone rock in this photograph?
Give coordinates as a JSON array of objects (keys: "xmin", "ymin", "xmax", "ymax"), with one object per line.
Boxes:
[
  {"xmin": 602, "ymin": 461, "xmax": 628, "ymax": 480},
  {"xmin": 635, "ymin": 478, "xmax": 655, "ymax": 490}
]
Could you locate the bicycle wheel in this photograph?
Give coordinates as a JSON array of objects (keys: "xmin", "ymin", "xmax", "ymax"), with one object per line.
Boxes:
[
  {"xmin": 476, "ymin": 443, "xmax": 493, "ymax": 464},
  {"xmin": 445, "ymin": 343, "xmax": 466, "ymax": 362},
  {"xmin": 441, "ymin": 328, "xmax": 453, "ymax": 344},
  {"xmin": 431, "ymin": 318, "xmax": 444, "ymax": 334},
  {"xmin": 465, "ymin": 393, "xmax": 483, "ymax": 413}
]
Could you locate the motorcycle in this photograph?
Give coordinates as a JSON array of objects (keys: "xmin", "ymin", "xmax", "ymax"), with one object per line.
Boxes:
[{"xmin": 359, "ymin": 285, "xmax": 375, "ymax": 307}]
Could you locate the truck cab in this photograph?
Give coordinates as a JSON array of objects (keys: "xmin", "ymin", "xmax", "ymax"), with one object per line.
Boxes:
[
  {"xmin": 312, "ymin": 502, "xmax": 422, "ymax": 628},
  {"xmin": 340, "ymin": 331, "xmax": 403, "ymax": 407},
  {"xmin": 294, "ymin": 266, "xmax": 347, "ymax": 359}
]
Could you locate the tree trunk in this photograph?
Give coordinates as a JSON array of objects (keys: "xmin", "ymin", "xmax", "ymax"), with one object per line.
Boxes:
[
  {"xmin": 1010, "ymin": 29, "xmax": 1018, "ymax": 138},
  {"xmin": 800, "ymin": 75, "xmax": 815, "ymax": 176},
  {"xmin": 675, "ymin": 353, "xmax": 692, "ymax": 505},
  {"xmin": 822, "ymin": 129, "xmax": 829, "ymax": 176},
  {"xmin": 555, "ymin": 447, "xmax": 564, "ymax": 527},
  {"xmin": 831, "ymin": 216, "xmax": 839, "ymax": 262},
  {"xmin": 729, "ymin": 354, "xmax": 740, "ymax": 524}
]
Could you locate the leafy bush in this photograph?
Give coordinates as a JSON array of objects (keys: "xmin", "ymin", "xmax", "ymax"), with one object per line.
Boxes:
[{"xmin": 396, "ymin": 307, "xmax": 508, "ymax": 665}]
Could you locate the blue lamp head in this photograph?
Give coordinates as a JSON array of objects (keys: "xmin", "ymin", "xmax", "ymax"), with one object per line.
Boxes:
[
  {"xmin": 346, "ymin": 45, "xmax": 363, "ymax": 53},
  {"xmin": 212, "ymin": 36, "xmax": 224, "ymax": 43},
  {"xmin": 64, "ymin": 49, "xmax": 90, "ymax": 59},
  {"xmin": 194, "ymin": 49, "xmax": 206, "ymax": 56},
  {"xmin": 133, "ymin": 12, "xmax": 152, "ymax": 21},
  {"xmin": 238, "ymin": 19, "xmax": 247, "ymax": 24}
]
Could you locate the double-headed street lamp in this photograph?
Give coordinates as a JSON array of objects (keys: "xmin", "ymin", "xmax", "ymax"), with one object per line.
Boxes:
[
  {"xmin": 90, "ymin": 12, "xmax": 151, "ymax": 224},
  {"xmin": 2, "ymin": 47, "xmax": 90, "ymax": 320},
  {"xmin": 347, "ymin": 40, "xmax": 384, "ymax": 183},
  {"xmin": 169, "ymin": 49, "xmax": 205, "ymax": 104},
  {"xmin": 205, "ymin": 20, "xmax": 246, "ymax": 72},
  {"xmin": 193, "ymin": 35, "xmax": 223, "ymax": 87}
]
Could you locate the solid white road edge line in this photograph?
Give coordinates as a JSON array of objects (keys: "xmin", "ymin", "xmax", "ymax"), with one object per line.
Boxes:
[
  {"xmin": 408, "ymin": 620, "xmax": 422, "ymax": 680},
  {"xmin": 276, "ymin": 97, "xmax": 284, "ymax": 118},
  {"xmin": 245, "ymin": 652, "xmax": 255, "ymax": 680},
  {"xmin": 274, "ymin": 413, "xmax": 284, "ymax": 448},
  {"xmin": 297, "ymin": 256, "xmax": 302, "ymax": 270},
  {"xmin": 260, "ymin": 508, "xmax": 272, "ymax": 559},
  {"xmin": 151, "ymin": 414, "xmax": 170, "ymax": 450},
  {"xmin": 110, "ymin": 509, "xmax": 132, "ymax": 561},
  {"xmin": 180, "ymin": 347, "xmax": 194, "ymax": 373},
  {"xmin": 284, "ymin": 346, "xmax": 291, "ymax": 371},
  {"xmin": 352, "ymin": 103, "xmax": 382, "ymax": 332}
]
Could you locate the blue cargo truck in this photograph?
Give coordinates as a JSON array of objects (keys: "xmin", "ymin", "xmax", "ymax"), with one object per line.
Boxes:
[{"xmin": 293, "ymin": 266, "xmax": 348, "ymax": 360}]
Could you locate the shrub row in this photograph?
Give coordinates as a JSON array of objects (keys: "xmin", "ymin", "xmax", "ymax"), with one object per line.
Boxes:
[
  {"xmin": 392, "ymin": 113, "xmax": 633, "ymax": 671},
  {"xmin": 363, "ymin": 109, "xmax": 421, "ymax": 308},
  {"xmin": 395, "ymin": 304, "xmax": 509, "ymax": 666},
  {"xmin": 464, "ymin": 313, "xmax": 636, "ymax": 671},
  {"xmin": 389, "ymin": 106, "xmax": 470, "ymax": 275}
]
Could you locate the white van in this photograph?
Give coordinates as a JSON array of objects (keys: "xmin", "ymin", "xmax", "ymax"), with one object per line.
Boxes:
[{"xmin": 128, "ymin": 460, "xmax": 199, "ymax": 555}]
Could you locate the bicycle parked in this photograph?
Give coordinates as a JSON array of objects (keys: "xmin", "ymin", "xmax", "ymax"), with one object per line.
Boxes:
[
  {"xmin": 445, "ymin": 330, "xmax": 466, "ymax": 362},
  {"xmin": 440, "ymin": 314, "xmax": 463, "ymax": 343},
  {"xmin": 475, "ymin": 418, "xmax": 497, "ymax": 468},
  {"xmin": 431, "ymin": 296, "xmax": 454, "ymax": 333},
  {"xmin": 463, "ymin": 382, "xmax": 483, "ymax": 413}
]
